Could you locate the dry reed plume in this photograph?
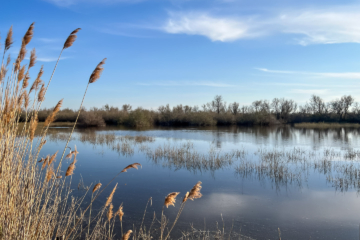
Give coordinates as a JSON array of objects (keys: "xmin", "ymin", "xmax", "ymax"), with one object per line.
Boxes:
[
  {"xmin": 0, "ymin": 23, "xmax": 207, "ymax": 240},
  {"xmin": 187, "ymin": 181, "xmax": 202, "ymax": 201},
  {"xmin": 116, "ymin": 205, "xmax": 124, "ymax": 221},
  {"xmin": 49, "ymin": 150, "xmax": 58, "ymax": 164},
  {"xmin": 5, "ymin": 26, "xmax": 13, "ymax": 50},
  {"xmin": 64, "ymin": 28, "xmax": 81, "ymax": 49},
  {"xmin": 164, "ymin": 192, "xmax": 180, "ymax": 208},
  {"xmin": 93, "ymin": 183, "xmax": 102, "ymax": 193},
  {"xmin": 65, "ymin": 158, "xmax": 76, "ymax": 176},
  {"xmin": 121, "ymin": 163, "xmax": 142, "ymax": 172},
  {"xmin": 107, "ymin": 203, "xmax": 114, "ymax": 221},
  {"xmin": 89, "ymin": 58, "xmax": 106, "ymax": 83},
  {"xmin": 122, "ymin": 230, "xmax": 132, "ymax": 240},
  {"xmin": 105, "ymin": 183, "xmax": 118, "ymax": 207}
]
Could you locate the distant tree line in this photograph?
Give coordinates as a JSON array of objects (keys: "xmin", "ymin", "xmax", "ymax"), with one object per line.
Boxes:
[{"xmin": 26, "ymin": 94, "xmax": 360, "ymax": 127}]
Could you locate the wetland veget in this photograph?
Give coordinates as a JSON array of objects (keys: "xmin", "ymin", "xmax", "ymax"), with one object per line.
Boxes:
[
  {"xmin": 164, "ymin": 192, "xmax": 180, "ymax": 208},
  {"xmin": 0, "ymin": 22, "xmax": 210, "ymax": 240},
  {"xmin": 92, "ymin": 183, "xmax": 102, "ymax": 193}
]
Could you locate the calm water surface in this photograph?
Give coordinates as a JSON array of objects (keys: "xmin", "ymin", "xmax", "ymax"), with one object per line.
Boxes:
[{"xmin": 41, "ymin": 126, "xmax": 360, "ymax": 239}]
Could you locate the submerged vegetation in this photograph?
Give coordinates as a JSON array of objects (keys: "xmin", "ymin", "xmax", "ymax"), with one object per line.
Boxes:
[
  {"xmin": 43, "ymin": 127, "xmax": 360, "ymax": 193},
  {"xmin": 31, "ymin": 94, "xmax": 360, "ymax": 127}
]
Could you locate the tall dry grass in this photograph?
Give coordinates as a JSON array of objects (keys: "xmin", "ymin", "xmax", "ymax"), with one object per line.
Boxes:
[{"xmin": 0, "ymin": 23, "xmax": 206, "ymax": 240}]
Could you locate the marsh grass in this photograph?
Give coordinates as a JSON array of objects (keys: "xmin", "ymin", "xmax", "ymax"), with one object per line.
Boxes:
[
  {"xmin": 294, "ymin": 122, "xmax": 360, "ymax": 128},
  {"xmin": 234, "ymin": 147, "xmax": 360, "ymax": 193},
  {"xmin": 42, "ymin": 128, "xmax": 360, "ymax": 193},
  {"xmin": 0, "ymin": 23, "xmax": 217, "ymax": 240}
]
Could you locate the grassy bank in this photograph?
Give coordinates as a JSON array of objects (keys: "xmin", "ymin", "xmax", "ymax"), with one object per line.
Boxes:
[{"xmin": 294, "ymin": 122, "xmax": 360, "ymax": 128}]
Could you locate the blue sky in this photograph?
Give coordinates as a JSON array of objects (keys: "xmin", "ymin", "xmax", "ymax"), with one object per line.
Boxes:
[{"xmin": 2, "ymin": 0, "xmax": 360, "ymax": 109}]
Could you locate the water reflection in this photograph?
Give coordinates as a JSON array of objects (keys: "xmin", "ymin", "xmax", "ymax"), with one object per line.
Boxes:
[
  {"xmin": 39, "ymin": 125, "xmax": 360, "ymax": 239},
  {"xmin": 43, "ymin": 126, "xmax": 360, "ymax": 193}
]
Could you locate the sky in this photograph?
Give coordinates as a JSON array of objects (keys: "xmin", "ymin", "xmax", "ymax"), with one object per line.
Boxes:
[{"xmin": 2, "ymin": 0, "xmax": 360, "ymax": 110}]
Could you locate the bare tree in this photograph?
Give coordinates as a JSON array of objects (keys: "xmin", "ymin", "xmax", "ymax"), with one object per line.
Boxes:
[
  {"xmin": 184, "ymin": 105, "xmax": 192, "ymax": 113},
  {"xmin": 201, "ymin": 104, "xmax": 207, "ymax": 112},
  {"xmin": 330, "ymin": 95, "xmax": 354, "ymax": 120},
  {"xmin": 158, "ymin": 104, "xmax": 171, "ymax": 114},
  {"xmin": 342, "ymin": 95, "xmax": 354, "ymax": 118},
  {"xmin": 212, "ymin": 95, "xmax": 225, "ymax": 114},
  {"xmin": 103, "ymin": 104, "xmax": 110, "ymax": 111},
  {"xmin": 229, "ymin": 102, "xmax": 239, "ymax": 115},
  {"xmin": 279, "ymin": 99, "xmax": 297, "ymax": 121},
  {"xmin": 271, "ymin": 98, "xmax": 281, "ymax": 119},
  {"xmin": 252, "ymin": 100, "xmax": 262, "ymax": 112},
  {"xmin": 122, "ymin": 104, "xmax": 132, "ymax": 112},
  {"xmin": 240, "ymin": 106, "xmax": 250, "ymax": 114},
  {"xmin": 172, "ymin": 104, "xmax": 184, "ymax": 113},
  {"xmin": 260, "ymin": 100, "xmax": 270, "ymax": 113},
  {"xmin": 309, "ymin": 95, "xmax": 326, "ymax": 114},
  {"xmin": 352, "ymin": 102, "xmax": 360, "ymax": 114}
]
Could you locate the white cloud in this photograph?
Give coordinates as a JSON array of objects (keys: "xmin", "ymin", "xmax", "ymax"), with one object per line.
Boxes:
[
  {"xmin": 164, "ymin": 13, "xmax": 262, "ymax": 42},
  {"xmin": 256, "ymin": 68, "xmax": 360, "ymax": 79},
  {"xmin": 163, "ymin": 6, "xmax": 360, "ymax": 45},
  {"xmin": 278, "ymin": 8, "xmax": 360, "ymax": 45},
  {"xmin": 137, "ymin": 81, "xmax": 236, "ymax": 87}
]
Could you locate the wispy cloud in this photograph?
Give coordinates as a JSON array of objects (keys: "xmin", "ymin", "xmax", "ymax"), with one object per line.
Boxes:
[
  {"xmin": 256, "ymin": 68, "xmax": 360, "ymax": 79},
  {"xmin": 24, "ymin": 56, "xmax": 69, "ymax": 62},
  {"xmin": 291, "ymin": 89, "xmax": 328, "ymax": 95},
  {"xmin": 163, "ymin": 13, "xmax": 263, "ymax": 42},
  {"xmin": 163, "ymin": 6, "xmax": 360, "ymax": 45},
  {"xmin": 37, "ymin": 38, "xmax": 61, "ymax": 43},
  {"xmin": 44, "ymin": 0, "xmax": 144, "ymax": 7},
  {"xmin": 137, "ymin": 81, "xmax": 236, "ymax": 87}
]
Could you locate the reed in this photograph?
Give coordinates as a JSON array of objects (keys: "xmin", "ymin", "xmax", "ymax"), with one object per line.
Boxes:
[{"xmin": 0, "ymin": 23, "xmax": 211, "ymax": 240}]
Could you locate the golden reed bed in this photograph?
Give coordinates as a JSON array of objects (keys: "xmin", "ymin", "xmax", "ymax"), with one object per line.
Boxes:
[{"xmin": 0, "ymin": 23, "xmax": 205, "ymax": 240}]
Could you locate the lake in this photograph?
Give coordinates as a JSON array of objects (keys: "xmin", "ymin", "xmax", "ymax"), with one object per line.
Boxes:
[{"xmin": 40, "ymin": 125, "xmax": 360, "ymax": 239}]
